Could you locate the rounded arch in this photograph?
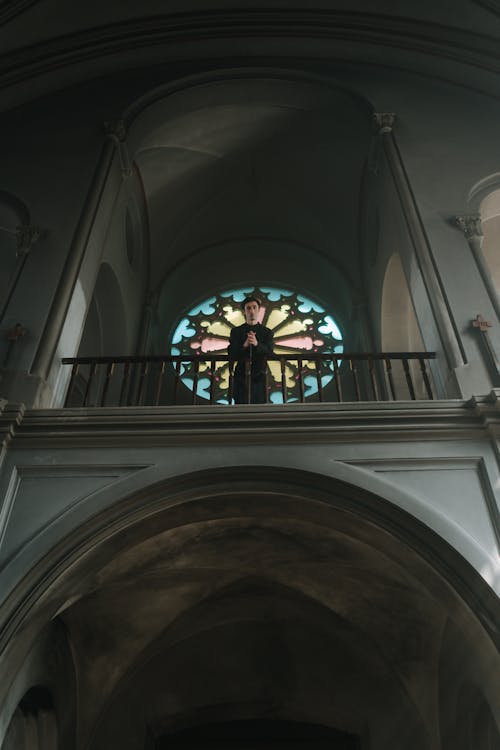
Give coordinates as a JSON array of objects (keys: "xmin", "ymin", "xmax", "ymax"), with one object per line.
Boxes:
[
  {"xmin": 479, "ymin": 188, "xmax": 500, "ymax": 292},
  {"xmin": 123, "ymin": 68, "xmax": 374, "ymax": 151},
  {"xmin": 381, "ymin": 253, "xmax": 424, "ymax": 352},
  {"xmin": 0, "ymin": 190, "xmax": 31, "ymax": 321},
  {"xmin": 77, "ymin": 261, "xmax": 128, "ymax": 358},
  {"xmin": 0, "ymin": 465, "xmax": 500, "ymax": 750},
  {"xmin": 119, "ymin": 70, "xmax": 374, "ymax": 346}
]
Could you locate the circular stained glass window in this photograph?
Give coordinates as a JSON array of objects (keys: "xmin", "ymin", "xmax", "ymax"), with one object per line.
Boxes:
[{"xmin": 171, "ymin": 286, "xmax": 343, "ymax": 403}]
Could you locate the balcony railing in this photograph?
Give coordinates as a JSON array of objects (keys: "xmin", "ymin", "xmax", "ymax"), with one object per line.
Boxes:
[{"xmin": 62, "ymin": 352, "xmax": 436, "ymax": 407}]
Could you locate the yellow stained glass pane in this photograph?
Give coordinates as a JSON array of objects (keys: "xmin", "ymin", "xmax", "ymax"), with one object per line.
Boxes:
[
  {"xmin": 274, "ymin": 320, "xmax": 307, "ymax": 337},
  {"xmin": 206, "ymin": 321, "xmax": 232, "ymax": 336},
  {"xmin": 268, "ymin": 361, "xmax": 281, "ymax": 382},
  {"xmin": 267, "ymin": 307, "xmax": 289, "ymax": 330},
  {"xmin": 274, "ymin": 346, "xmax": 303, "ymax": 355},
  {"xmin": 268, "ymin": 361, "xmax": 295, "ymax": 388},
  {"xmin": 223, "ymin": 306, "xmax": 245, "ymax": 326}
]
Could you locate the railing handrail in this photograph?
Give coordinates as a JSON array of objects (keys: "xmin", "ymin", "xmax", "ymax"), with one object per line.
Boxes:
[{"xmin": 62, "ymin": 351, "xmax": 437, "ymax": 365}]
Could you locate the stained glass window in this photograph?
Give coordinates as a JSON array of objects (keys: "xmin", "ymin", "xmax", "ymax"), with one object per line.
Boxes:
[{"xmin": 170, "ymin": 286, "xmax": 343, "ymax": 403}]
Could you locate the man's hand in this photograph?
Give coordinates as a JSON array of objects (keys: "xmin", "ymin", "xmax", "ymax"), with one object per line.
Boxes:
[{"xmin": 243, "ymin": 330, "xmax": 258, "ymax": 348}]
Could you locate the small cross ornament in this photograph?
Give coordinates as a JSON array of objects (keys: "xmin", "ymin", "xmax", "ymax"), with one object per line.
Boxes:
[{"xmin": 472, "ymin": 314, "xmax": 492, "ymax": 332}]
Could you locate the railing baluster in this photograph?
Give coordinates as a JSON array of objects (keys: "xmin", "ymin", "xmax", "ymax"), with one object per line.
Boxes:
[
  {"xmin": 280, "ymin": 358, "xmax": 287, "ymax": 404},
  {"xmin": 119, "ymin": 361, "xmax": 131, "ymax": 406},
  {"xmin": 350, "ymin": 358, "xmax": 361, "ymax": 401},
  {"xmin": 209, "ymin": 362, "xmax": 215, "ymax": 405},
  {"xmin": 245, "ymin": 359, "xmax": 251, "ymax": 404},
  {"xmin": 420, "ymin": 358, "xmax": 433, "ymax": 400},
  {"xmin": 315, "ymin": 359, "xmax": 323, "ymax": 402},
  {"xmin": 334, "ymin": 358, "xmax": 342, "ymax": 402},
  {"xmin": 228, "ymin": 360, "xmax": 234, "ymax": 405},
  {"xmin": 173, "ymin": 359, "xmax": 182, "ymax": 405},
  {"xmin": 154, "ymin": 361, "xmax": 166, "ymax": 406},
  {"xmin": 82, "ymin": 361, "xmax": 97, "ymax": 407},
  {"xmin": 385, "ymin": 358, "xmax": 397, "ymax": 400},
  {"xmin": 136, "ymin": 361, "xmax": 149, "ymax": 406},
  {"xmin": 298, "ymin": 359, "xmax": 304, "ymax": 402},
  {"xmin": 402, "ymin": 358, "xmax": 416, "ymax": 400},
  {"xmin": 100, "ymin": 362, "xmax": 114, "ymax": 407},
  {"xmin": 192, "ymin": 360, "xmax": 200, "ymax": 405},
  {"xmin": 368, "ymin": 357, "xmax": 379, "ymax": 401},
  {"xmin": 64, "ymin": 362, "xmax": 79, "ymax": 407}
]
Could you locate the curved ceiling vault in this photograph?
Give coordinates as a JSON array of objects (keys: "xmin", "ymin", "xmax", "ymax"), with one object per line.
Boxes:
[
  {"xmin": 130, "ymin": 76, "xmax": 372, "ymax": 323},
  {"xmin": 33, "ymin": 469, "xmax": 499, "ymax": 750}
]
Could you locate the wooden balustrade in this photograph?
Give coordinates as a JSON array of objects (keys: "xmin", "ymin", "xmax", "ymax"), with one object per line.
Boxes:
[{"xmin": 62, "ymin": 352, "xmax": 436, "ymax": 407}]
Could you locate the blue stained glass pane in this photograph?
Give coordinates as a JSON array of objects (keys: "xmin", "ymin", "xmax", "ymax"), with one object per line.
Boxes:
[
  {"xmin": 297, "ymin": 294, "xmax": 325, "ymax": 313},
  {"xmin": 171, "ymin": 346, "xmax": 180, "ymax": 356},
  {"xmin": 172, "ymin": 318, "xmax": 196, "ymax": 344},
  {"xmin": 196, "ymin": 377, "xmax": 211, "ymax": 398},
  {"xmin": 269, "ymin": 392, "xmax": 283, "ymax": 404},
  {"xmin": 260, "ymin": 287, "xmax": 294, "ymax": 301},
  {"xmin": 220, "ymin": 288, "xmax": 254, "ymax": 302},
  {"xmin": 318, "ymin": 315, "xmax": 342, "ymax": 340},
  {"xmin": 189, "ymin": 297, "xmax": 216, "ymax": 316}
]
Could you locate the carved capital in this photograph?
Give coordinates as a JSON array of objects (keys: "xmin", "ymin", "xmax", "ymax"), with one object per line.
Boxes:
[
  {"xmin": 104, "ymin": 119, "xmax": 127, "ymax": 142},
  {"xmin": 104, "ymin": 120, "xmax": 131, "ymax": 177},
  {"xmin": 455, "ymin": 214, "xmax": 483, "ymax": 240},
  {"xmin": 15, "ymin": 224, "xmax": 42, "ymax": 255},
  {"xmin": 373, "ymin": 112, "xmax": 396, "ymax": 135},
  {"xmin": 7, "ymin": 322, "xmax": 27, "ymax": 341}
]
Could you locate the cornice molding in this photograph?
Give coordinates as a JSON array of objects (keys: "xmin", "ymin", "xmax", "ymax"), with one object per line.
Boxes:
[
  {"xmin": 472, "ymin": 0, "xmax": 500, "ymax": 18},
  {"xmin": 8, "ymin": 399, "xmax": 497, "ymax": 448},
  {"xmin": 0, "ymin": 0, "xmax": 41, "ymax": 26},
  {"xmin": 2, "ymin": 10, "xmax": 500, "ymax": 97}
]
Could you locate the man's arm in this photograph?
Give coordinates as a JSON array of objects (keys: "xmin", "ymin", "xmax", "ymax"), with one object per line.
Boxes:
[{"xmin": 253, "ymin": 327, "xmax": 274, "ymax": 355}]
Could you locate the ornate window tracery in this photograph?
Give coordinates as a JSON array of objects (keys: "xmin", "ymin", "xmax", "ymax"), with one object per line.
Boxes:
[{"xmin": 171, "ymin": 286, "xmax": 343, "ymax": 403}]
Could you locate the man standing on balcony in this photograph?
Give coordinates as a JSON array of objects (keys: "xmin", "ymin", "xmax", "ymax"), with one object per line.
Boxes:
[{"xmin": 228, "ymin": 295, "xmax": 274, "ymax": 404}]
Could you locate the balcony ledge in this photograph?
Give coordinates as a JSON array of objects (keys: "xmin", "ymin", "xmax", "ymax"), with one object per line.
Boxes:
[{"xmin": 2, "ymin": 397, "xmax": 500, "ymax": 448}]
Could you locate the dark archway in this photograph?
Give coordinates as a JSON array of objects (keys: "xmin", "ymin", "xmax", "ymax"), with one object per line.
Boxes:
[{"xmin": 154, "ymin": 719, "xmax": 360, "ymax": 749}]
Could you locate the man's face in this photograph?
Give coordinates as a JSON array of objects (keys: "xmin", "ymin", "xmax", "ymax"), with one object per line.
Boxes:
[{"xmin": 244, "ymin": 301, "xmax": 260, "ymax": 325}]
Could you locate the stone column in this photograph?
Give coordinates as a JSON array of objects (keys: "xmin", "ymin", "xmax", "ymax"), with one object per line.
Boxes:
[
  {"xmin": 30, "ymin": 135, "xmax": 117, "ymax": 381},
  {"xmin": 374, "ymin": 112, "xmax": 464, "ymax": 373},
  {"xmin": 455, "ymin": 214, "xmax": 500, "ymax": 324}
]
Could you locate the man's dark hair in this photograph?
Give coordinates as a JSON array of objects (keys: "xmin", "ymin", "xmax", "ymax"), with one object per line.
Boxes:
[{"xmin": 241, "ymin": 295, "xmax": 261, "ymax": 310}]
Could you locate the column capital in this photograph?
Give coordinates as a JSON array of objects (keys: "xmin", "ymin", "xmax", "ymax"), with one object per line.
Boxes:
[
  {"xmin": 15, "ymin": 224, "xmax": 42, "ymax": 256},
  {"xmin": 104, "ymin": 120, "xmax": 131, "ymax": 177},
  {"xmin": 373, "ymin": 112, "xmax": 396, "ymax": 134},
  {"xmin": 104, "ymin": 119, "xmax": 127, "ymax": 142},
  {"xmin": 455, "ymin": 214, "xmax": 483, "ymax": 240}
]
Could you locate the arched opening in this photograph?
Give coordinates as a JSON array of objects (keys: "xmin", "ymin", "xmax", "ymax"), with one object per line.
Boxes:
[
  {"xmin": 480, "ymin": 188, "xmax": 500, "ymax": 291},
  {"xmin": 2, "ymin": 687, "xmax": 58, "ymax": 750},
  {"xmin": 381, "ymin": 253, "xmax": 428, "ymax": 398},
  {"xmin": 2, "ymin": 468, "xmax": 498, "ymax": 750},
  {"xmin": 154, "ymin": 718, "xmax": 360, "ymax": 749}
]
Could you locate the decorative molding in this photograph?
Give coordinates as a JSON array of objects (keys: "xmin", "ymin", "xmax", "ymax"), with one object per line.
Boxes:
[
  {"xmin": 472, "ymin": 0, "xmax": 500, "ymax": 19},
  {"xmin": 0, "ymin": 462, "xmax": 151, "ymax": 566},
  {"xmin": 15, "ymin": 223, "xmax": 42, "ymax": 255},
  {"xmin": 0, "ymin": 0, "xmax": 41, "ymax": 26},
  {"xmin": 344, "ymin": 454, "xmax": 500, "ymax": 547},
  {"xmin": 104, "ymin": 119, "xmax": 131, "ymax": 178},
  {"xmin": 2, "ymin": 12, "xmax": 500, "ymax": 98},
  {"xmin": 9, "ymin": 400, "xmax": 497, "ymax": 449},
  {"xmin": 373, "ymin": 112, "xmax": 396, "ymax": 135},
  {"xmin": 455, "ymin": 214, "xmax": 483, "ymax": 240}
]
